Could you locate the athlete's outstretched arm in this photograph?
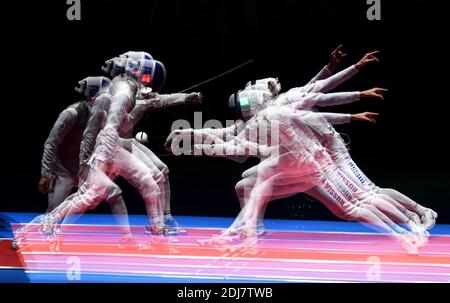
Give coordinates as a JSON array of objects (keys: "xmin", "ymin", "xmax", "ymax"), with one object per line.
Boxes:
[
  {"xmin": 289, "ymin": 87, "xmax": 388, "ymax": 110},
  {"xmin": 121, "ymin": 92, "xmax": 202, "ymax": 135},
  {"xmin": 307, "ymin": 44, "xmax": 347, "ymax": 84},
  {"xmin": 303, "ymin": 111, "xmax": 379, "ymax": 125},
  {"xmin": 311, "ymin": 50, "xmax": 381, "ymax": 93},
  {"xmin": 157, "ymin": 92, "xmax": 202, "ymax": 108}
]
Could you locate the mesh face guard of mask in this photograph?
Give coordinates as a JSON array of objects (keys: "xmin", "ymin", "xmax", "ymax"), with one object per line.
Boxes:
[
  {"xmin": 102, "ymin": 50, "xmax": 153, "ymax": 77},
  {"xmin": 229, "ymin": 89, "xmax": 272, "ymax": 119},
  {"xmin": 122, "ymin": 58, "xmax": 167, "ymax": 91}
]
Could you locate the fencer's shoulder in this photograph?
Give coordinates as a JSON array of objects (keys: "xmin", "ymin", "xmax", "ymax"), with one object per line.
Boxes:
[
  {"xmin": 275, "ymin": 90, "xmax": 301, "ymax": 105},
  {"xmin": 285, "ymin": 87, "xmax": 308, "ymax": 97},
  {"xmin": 282, "ymin": 87, "xmax": 300, "ymax": 94},
  {"xmin": 111, "ymin": 83, "xmax": 134, "ymax": 99},
  {"xmin": 94, "ymin": 91, "xmax": 113, "ymax": 101},
  {"xmin": 272, "ymin": 93, "xmax": 286, "ymax": 104},
  {"xmin": 67, "ymin": 100, "xmax": 84, "ymax": 109},
  {"xmin": 90, "ymin": 101, "xmax": 108, "ymax": 114},
  {"xmin": 267, "ymin": 105, "xmax": 294, "ymax": 120},
  {"xmin": 60, "ymin": 105, "xmax": 79, "ymax": 118},
  {"xmin": 264, "ymin": 105, "xmax": 282, "ymax": 114},
  {"xmin": 110, "ymin": 76, "xmax": 132, "ymax": 93}
]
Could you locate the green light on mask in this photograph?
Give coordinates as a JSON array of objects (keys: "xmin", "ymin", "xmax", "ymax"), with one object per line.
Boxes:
[{"xmin": 239, "ymin": 96, "xmax": 250, "ymax": 109}]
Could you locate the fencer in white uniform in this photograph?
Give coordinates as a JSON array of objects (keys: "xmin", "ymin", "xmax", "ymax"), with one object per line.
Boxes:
[
  {"xmin": 15, "ymin": 56, "xmax": 170, "ymax": 250},
  {"xmin": 102, "ymin": 51, "xmax": 203, "ymax": 234},
  {"xmin": 183, "ymin": 98, "xmax": 426, "ymax": 253},
  {"xmin": 165, "ymin": 51, "xmax": 430, "ymax": 252},
  {"xmin": 166, "ymin": 49, "xmax": 407, "ymax": 230},
  {"xmin": 118, "ymin": 87, "xmax": 203, "ymax": 235},
  {"xmin": 51, "ymin": 57, "xmax": 168, "ymax": 233},
  {"xmin": 197, "ymin": 49, "xmax": 435, "ymax": 232},
  {"xmin": 244, "ymin": 51, "xmax": 437, "ymax": 229},
  {"xmin": 13, "ymin": 77, "xmax": 138, "ymax": 250},
  {"xmin": 40, "ymin": 77, "xmax": 111, "ymax": 210}
]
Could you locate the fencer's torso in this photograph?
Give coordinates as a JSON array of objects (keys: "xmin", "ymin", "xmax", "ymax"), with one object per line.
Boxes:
[
  {"xmin": 91, "ymin": 75, "xmax": 138, "ymax": 163},
  {"xmin": 78, "ymin": 92, "xmax": 112, "ymax": 166},
  {"xmin": 41, "ymin": 101, "xmax": 91, "ymax": 177},
  {"xmin": 57, "ymin": 102, "xmax": 91, "ymax": 159}
]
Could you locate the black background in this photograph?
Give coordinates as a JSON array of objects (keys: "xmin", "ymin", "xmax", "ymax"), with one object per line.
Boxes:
[{"xmin": 3, "ymin": 0, "xmax": 450, "ymax": 223}]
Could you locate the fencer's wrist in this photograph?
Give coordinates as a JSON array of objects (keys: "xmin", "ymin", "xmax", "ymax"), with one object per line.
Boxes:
[
  {"xmin": 351, "ymin": 113, "xmax": 366, "ymax": 122},
  {"xmin": 350, "ymin": 114, "xmax": 364, "ymax": 122},
  {"xmin": 343, "ymin": 114, "xmax": 352, "ymax": 123},
  {"xmin": 196, "ymin": 92, "xmax": 203, "ymax": 104},
  {"xmin": 326, "ymin": 63, "xmax": 336, "ymax": 72},
  {"xmin": 355, "ymin": 62, "xmax": 364, "ymax": 70},
  {"xmin": 187, "ymin": 93, "xmax": 197, "ymax": 104},
  {"xmin": 187, "ymin": 92, "xmax": 202, "ymax": 104},
  {"xmin": 360, "ymin": 90, "xmax": 376, "ymax": 99}
]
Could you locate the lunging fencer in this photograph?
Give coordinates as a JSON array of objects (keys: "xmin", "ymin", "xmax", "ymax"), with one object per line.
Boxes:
[{"xmin": 165, "ymin": 48, "xmax": 434, "ymax": 253}]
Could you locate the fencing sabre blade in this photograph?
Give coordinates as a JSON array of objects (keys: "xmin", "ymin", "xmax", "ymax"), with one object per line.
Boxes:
[{"xmin": 178, "ymin": 59, "xmax": 254, "ymax": 93}]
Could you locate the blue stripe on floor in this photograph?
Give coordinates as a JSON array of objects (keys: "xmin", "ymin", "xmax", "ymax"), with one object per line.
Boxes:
[
  {"xmin": 22, "ymin": 272, "xmax": 284, "ymax": 283},
  {"xmin": 2, "ymin": 212, "xmax": 449, "ymax": 235}
]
